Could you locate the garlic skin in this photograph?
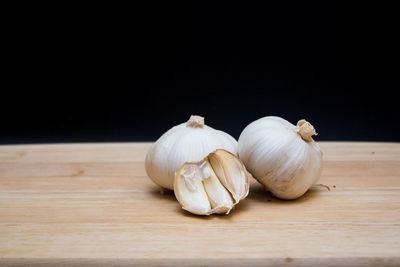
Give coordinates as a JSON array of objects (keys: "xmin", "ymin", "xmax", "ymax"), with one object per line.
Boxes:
[
  {"xmin": 238, "ymin": 116, "xmax": 323, "ymax": 200},
  {"xmin": 145, "ymin": 115, "xmax": 237, "ymax": 190}
]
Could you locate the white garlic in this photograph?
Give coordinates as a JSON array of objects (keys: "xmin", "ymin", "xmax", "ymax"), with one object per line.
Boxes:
[
  {"xmin": 238, "ymin": 116, "xmax": 323, "ymax": 200},
  {"xmin": 145, "ymin": 115, "xmax": 237, "ymax": 190},
  {"xmin": 174, "ymin": 149, "xmax": 249, "ymax": 215}
]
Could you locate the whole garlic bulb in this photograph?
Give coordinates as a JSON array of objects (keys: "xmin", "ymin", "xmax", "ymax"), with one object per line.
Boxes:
[
  {"xmin": 145, "ymin": 115, "xmax": 237, "ymax": 190},
  {"xmin": 238, "ymin": 116, "xmax": 323, "ymax": 200}
]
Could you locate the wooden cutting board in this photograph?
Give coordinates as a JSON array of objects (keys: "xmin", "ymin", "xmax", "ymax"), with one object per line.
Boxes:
[{"xmin": 0, "ymin": 142, "xmax": 399, "ymax": 266}]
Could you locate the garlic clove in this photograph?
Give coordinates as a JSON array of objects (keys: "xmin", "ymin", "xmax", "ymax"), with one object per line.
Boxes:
[
  {"xmin": 201, "ymin": 160, "xmax": 234, "ymax": 214},
  {"xmin": 174, "ymin": 163, "xmax": 211, "ymax": 215},
  {"xmin": 208, "ymin": 149, "xmax": 249, "ymax": 204}
]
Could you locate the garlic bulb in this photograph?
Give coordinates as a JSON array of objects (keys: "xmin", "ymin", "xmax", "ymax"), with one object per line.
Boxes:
[
  {"xmin": 145, "ymin": 115, "xmax": 237, "ymax": 190},
  {"xmin": 174, "ymin": 149, "xmax": 249, "ymax": 215},
  {"xmin": 238, "ymin": 116, "xmax": 323, "ymax": 200}
]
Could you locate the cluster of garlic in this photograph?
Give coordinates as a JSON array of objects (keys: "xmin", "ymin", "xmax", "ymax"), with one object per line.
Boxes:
[
  {"xmin": 145, "ymin": 115, "xmax": 323, "ymax": 216},
  {"xmin": 174, "ymin": 149, "xmax": 249, "ymax": 215}
]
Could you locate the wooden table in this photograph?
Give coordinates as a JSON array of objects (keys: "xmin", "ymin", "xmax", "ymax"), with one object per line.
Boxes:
[{"xmin": 0, "ymin": 142, "xmax": 399, "ymax": 266}]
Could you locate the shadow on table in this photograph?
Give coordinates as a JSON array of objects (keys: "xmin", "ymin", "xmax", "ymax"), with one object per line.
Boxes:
[
  {"xmin": 246, "ymin": 180, "xmax": 332, "ymax": 204},
  {"xmin": 147, "ymin": 179, "xmax": 332, "ymax": 218}
]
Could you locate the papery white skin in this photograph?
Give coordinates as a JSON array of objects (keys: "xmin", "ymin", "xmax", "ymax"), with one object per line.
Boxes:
[
  {"xmin": 238, "ymin": 116, "xmax": 323, "ymax": 200},
  {"xmin": 145, "ymin": 115, "xmax": 237, "ymax": 190}
]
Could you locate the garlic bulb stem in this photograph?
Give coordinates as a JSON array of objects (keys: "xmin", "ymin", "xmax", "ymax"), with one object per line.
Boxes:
[
  {"xmin": 296, "ymin": 119, "xmax": 317, "ymax": 142},
  {"xmin": 186, "ymin": 115, "xmax": 204, "ymax": 128}
]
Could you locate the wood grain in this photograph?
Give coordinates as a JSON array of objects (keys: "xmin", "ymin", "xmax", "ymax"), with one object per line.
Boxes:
[{"xmin": 0, "ymin": 142, "xmax": 399, "ymax": 266}]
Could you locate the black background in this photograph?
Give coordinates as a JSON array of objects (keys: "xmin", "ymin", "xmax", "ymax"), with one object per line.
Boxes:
[{"xmin": 1, "ymin": 3, "xmax": 399, "ymax": 144}]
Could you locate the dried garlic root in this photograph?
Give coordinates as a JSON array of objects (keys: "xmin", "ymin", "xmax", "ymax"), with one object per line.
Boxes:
[{"xmin": 174, "ymin": 149, "xmax": 250, "ymax": 215}]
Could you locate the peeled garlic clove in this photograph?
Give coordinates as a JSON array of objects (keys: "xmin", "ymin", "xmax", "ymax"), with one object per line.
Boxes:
[
  {"xmin": 208, "ymin": 150, "xmax": 250, "ymax": 203},
  {"xmin": 238, "ymin": 116, "xmax": 323, "ymax": 200},
  {"xmin": 174, "ymin": 149, "xmax": 249, "ymax": 216},
  {"xmin": 174, "ymin": 163, "xmax": 211, "ymax": 215},
  {"xmin": 145, "ymin": 115, "xmax": 237, "ymax": 190}
]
